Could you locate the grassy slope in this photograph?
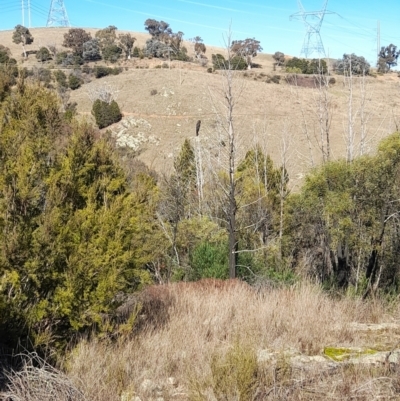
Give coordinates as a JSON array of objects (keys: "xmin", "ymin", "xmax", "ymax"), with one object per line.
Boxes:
[{"xmin": 0, "ymin": 27, "xmax": 399, "ymax": 185}]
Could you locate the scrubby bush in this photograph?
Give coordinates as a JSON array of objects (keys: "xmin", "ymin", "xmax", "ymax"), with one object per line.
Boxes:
[
  {"xmin": 212, "ymin": 54, "xmax": 248, "ymax": 70},
  {"xmin": 56, "ymin": 52, "xmax": 84, "ymax": 67},
  {"xmin": 68, "ymin": 73, "xmax": 81, "ymax": 90},
  {"xmin": 0, "ymin": 66, "xmax": 15, "ymax": 101},
  {"xmin": 209, "ymin": 343, "xmax": 258, "ymax": 401},
  {"xmin": 132, "ymin": 46, "xmax": 141, "ymax": 58},
  {"xmin": 266, "ymin": 74, "xmax": 280, "ymax": 84},
  {"xmin": 0, "ymin": 45, "xmax": 12, "ymax": 64},
  {"xmin": 93, "ymin": 65, "xmax": 121, "ymax": 78},
  {"xmin": 171, "ymin": 46, "xmax": 189, "ymax": 61},
  {"xmin": 54, "ymin": 69, "xmax": 67, "ymax": 87},
  {"xmin": 64, "ymin": 101, "xmax": 77, "ymax": 121},
  {"xmin": 36, "ymin": 47, "xmax": 51, "ymax": 62},
  {"xmin": 92, "ymin": 98, "xmax": 122, "ymax": 128},
  {"xmin": 82, "ymin": 64, "xmax": 92, "ymax": 74},
  {"xmin": 102, "ymin": 44, "xmax": 122, "ymax": 63}
]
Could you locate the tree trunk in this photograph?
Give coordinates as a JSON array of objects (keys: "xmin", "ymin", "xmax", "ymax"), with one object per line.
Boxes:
[{"xmin": 228, "ymin": 97, "xmax": 237, "ymax": 278}]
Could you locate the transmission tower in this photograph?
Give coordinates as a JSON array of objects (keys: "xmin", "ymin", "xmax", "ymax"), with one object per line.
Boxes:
[
  {"xmin": 46, "ymin": 0, "xmax": 70, "ymax": 27},
  {"xmin": 290, "ymin": 0, "xmax": 334, "ymax": 58}
]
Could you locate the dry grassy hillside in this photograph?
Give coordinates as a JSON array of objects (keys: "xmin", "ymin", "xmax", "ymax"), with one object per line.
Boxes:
[{"xmin": 1, "ymin": 27, "xmax": 400, "ymax": 185}]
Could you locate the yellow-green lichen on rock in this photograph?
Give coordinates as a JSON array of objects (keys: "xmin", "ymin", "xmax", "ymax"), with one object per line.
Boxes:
[{"xmin": 324, "ymin": 347, "xmax": 378, "ymax": 361}]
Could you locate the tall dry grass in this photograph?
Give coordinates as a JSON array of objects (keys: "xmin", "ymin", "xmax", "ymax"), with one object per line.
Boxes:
[{"xmin": 62, "ymin": 280, "xmax": 400, "ymax": 401}]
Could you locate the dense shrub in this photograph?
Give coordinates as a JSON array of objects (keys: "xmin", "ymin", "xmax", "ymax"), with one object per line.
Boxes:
[
  {"xmin": 0, "ymin": 84, "xmax": 152, "ymax": 352},
  {"xmin": 54, "ymin": 69, "xmax": 67, "ymax": 87},
  {"xmin": 0, "ymin": 45, "xmax": 11, "ymax": 64},
  {"xmin": 92, "ymin": 98, "xmax": 122, "ymax": 128},
  {"xmin": 102, "ymin": 44, "xmax": 122, "ymax": 62},
  {"xmin": 0, "ymin": 66, "xmax": 15, "ymax": 101},
  {"xmin": 212, "ymin": 54, "xmax": 248, "ymax": 70},
  {"xmin": 36, "ymin": 47, "xmax": 51, "ymax": 62},
  {"xmin": 171, "ymin": 46, "xmax": 189, "ymax": 61},
  {"xmin": 145, "ymin": 39, "xmax": 169, "ymax": 58},
  {"xmin": 132, "ymin": 46, "xmax": 141, "ymax": 58},
  {"xmin": 82, "ymin": 38, "xmax": 101, "ymax": 61},
  {"xmin": 273, "ymin": 51, "xmax": 285, "ymax": 66},
  {"xmin": 93, "ymin": 65, "xmax": 121, "ymax": 78},
  {"xmin": 68, "ymin": 73, "xmax": 81, "ymax": 90},
  {"xmin": 56, "ymin": 52, "xmax": 84, "ymax": 67},
  {"xmin": 285, "ymin": 57, "xmax": 327, "ymax": 74},
  {"xmin": 190, "ymin": 241, "xmax": 228, "ymax": 280},
  {"xmin": 266, "ymin": 75, "xmax": 280, "ymax": 84}
]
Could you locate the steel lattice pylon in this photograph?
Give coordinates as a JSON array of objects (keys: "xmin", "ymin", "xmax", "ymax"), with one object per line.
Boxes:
[
  {"xmin": 290, "ymin": 0, "xmax": 334, "ymax": 58},
  {"xmin": 46, "ymin": 0, "xmax": 70, "ymax": 27}
]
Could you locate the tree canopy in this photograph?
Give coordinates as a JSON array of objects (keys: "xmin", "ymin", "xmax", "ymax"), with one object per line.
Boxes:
[
  {"xmin": 119, "ymin": 33, "xmax": 136, "ymax": 59},
  {"xmin": 144, "ymin": 19, "xmax": 173, "ymax": 41},
  {"xmin": 335, "ymin": 53, "xmax": 370, "ymax": 76},
  {"xmin": 230, "ymin": 38, "xmax": 262, "ymax": 69},
  {"xmin": 378, "ymin": 44, "xmax": 399, "ymax": 73},
  {"xmin": 63, "ymin": 28, "xmax": 92, "ymax": 56},
  {"xmin": 12, "ymin": 25, "xmax": 34, "ymax": 58}
]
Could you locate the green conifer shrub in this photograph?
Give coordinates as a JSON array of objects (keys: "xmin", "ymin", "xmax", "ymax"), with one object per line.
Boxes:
[{"xmin": 92, "ymin": 99, "xmax": 122, "ymax": 128}]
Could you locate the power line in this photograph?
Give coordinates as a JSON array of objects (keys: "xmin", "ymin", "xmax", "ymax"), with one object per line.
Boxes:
[
  {"xmin": 47, "ymin": 0, "xmax": 70, "ymax": 27},
  {"xmin": 290, "ymin": 0, "xmax": 335, "ymax": 58}
]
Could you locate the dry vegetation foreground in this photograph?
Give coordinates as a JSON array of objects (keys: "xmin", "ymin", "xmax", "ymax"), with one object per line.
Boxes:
[{"xmin": 4, "ymin": 281, "xmax": 400, "ymax": 401}]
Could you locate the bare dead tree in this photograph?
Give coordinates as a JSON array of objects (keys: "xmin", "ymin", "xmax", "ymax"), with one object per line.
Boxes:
[
  {"xmin": 204, "ymin": 28, "xmax": 246, "ymax": 278},
  {"xmin": 344, "ymin": 57, "xmax": 355, "ymax": 162},
  {"xmin": 312, "ymin": 62, "xmax": 333, "ymax": 163},
  {"xmin": 288, "ymin": 76, "xmax": 315, "ymax": 167}
]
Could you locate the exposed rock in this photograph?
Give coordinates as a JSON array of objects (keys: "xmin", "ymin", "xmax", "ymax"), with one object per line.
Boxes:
[
  {"xmin": 258, "ymin": 346, "xmax": 400, "ymax": 371},
  {"xmin": 140, "ymin": 378, "xmax": 158, "ymax": 393},
  {"xmin": 110, "ymin": 117, "xmax": 160, "ymax": 152},
  {"xmin": 349, "ymin": 322, "xmax": 400, "ymax": 331},
  {"xmin": 167, "ymin": 376, "xmax": 178, "ymax": 387},
  {"xmin": 120, "ymin": 393, "xmax": 141, "ymax": 401}
]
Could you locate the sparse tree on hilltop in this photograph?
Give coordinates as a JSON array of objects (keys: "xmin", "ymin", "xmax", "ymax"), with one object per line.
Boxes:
[
  {"xmin": 12, "ymin": 25, "xmax": 34, "ymax": 58},
  {"xmin": 118, "ymin": 33, "xmax": 136, "ymax": 59},
  {"xmin": 230, "ymin": 38, "xmax": 262, "ymax": 70},
  {"xmin": 378, "ymin": 44, "xmax": 399, "ymax": 73},
  {"xmin": 191, "ymin": 36, "xmax": 206, "ymax": 60},
  {"xmin": 166, "ymin": 31, "xmax": 184, "ymax": 52},
  {"xmin": 95, "ymin": 25, "xmax": 118, "ymax": 50},
  {"xmin": 335, "ymin": 53, "xmax": 370, "ymax": 76},
  {"xmin": 63, "ymin": 28, "xmax": 92, "ymax": 56},
  {"xmin": 144, "ymin": 19, "xmax": 172, "ymax": 41},
  {"xmin": 273, "ymin": 51, "xmax": 285, "ymax": 67}
]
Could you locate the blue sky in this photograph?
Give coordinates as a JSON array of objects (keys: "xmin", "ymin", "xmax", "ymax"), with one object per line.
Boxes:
[{"xmin": 1, "ymin": 0, "xmax": 399, "ymax": 65}]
